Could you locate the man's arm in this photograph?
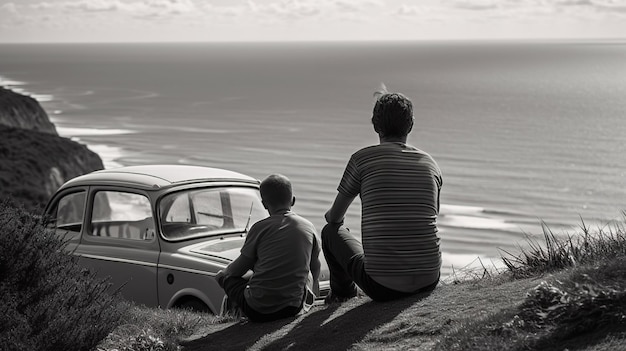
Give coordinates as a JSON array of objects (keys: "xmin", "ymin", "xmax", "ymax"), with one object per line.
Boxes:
[{"xmin": 324, "ymin": 192, "xmax": 355, "ymax": 224}]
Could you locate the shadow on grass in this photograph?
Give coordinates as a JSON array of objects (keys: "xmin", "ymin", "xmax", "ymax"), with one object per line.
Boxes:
[
  {"xmin": 183, "ymin": 291, "xmax": 433, "ymax": 351},
  {"xmin": 262, "ymin": 291, "xmax": 434, "ymax": 351},
  {"xmin": 181, "ymin": 314, "xmax": 301, "ymax": 351}
]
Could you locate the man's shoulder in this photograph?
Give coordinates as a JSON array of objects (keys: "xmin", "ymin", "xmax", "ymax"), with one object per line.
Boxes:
[{"xmin": 350, "ymin": 144, "xmax": 384, "ymax": 159}]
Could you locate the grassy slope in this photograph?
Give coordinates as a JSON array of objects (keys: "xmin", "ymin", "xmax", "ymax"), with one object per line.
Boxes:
[
  {"xmin": 179, "ymin": 276, "xmax": 539, "ymax": 351},
  {"xmin": 97, "ymin": 222, "xmax": 626, "ymax": 351}
]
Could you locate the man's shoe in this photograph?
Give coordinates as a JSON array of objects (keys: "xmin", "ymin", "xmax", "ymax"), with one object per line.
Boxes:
[{"xmin": 324, "ymin": 290, "xmax": 357, "ymax": 304}]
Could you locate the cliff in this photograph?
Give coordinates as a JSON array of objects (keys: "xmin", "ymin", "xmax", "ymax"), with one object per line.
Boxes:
[
  {"xmin": 0, "ymin": 87, "xmax": 57, "ymax": 134},
  {"xmin": 0, "ymin": 88, "xmax": 104, "ymax": 212}
]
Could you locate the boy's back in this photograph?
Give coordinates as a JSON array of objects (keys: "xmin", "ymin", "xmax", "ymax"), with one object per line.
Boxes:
[
  {"xmin": 242, "ymin": 211, "xmax": 319, "ymax": 314},
  {"xmin": 217, "ymin": 174, "xmax": 321, "ymax": 323}
]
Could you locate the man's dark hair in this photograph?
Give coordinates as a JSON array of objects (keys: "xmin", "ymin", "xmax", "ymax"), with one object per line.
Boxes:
[
  {"xmin": 371, "ymin": 93, "xmax": 414, "ymax": 138},
  {"xmin": 260, "ymin": 174, "xmax": 293, "ymax": 208}
]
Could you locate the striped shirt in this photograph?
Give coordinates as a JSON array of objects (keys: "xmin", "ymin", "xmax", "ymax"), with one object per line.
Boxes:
[{"xmin": 338, "ymin": 142, "xmax": 442, "ymax": 291}]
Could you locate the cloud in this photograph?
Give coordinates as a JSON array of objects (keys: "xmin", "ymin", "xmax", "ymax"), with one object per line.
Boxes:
[
  {"xmin": 0, "ymin": 2, "xmax": 21, "ymax": 25},
  {"xmin": 244, "ymin": 0, "xmax": 384, "ymax": 21},
  {"xmin": 65, "ymin": 0, "xmax": 120, "ymax": 12},
  {"xmin": 591, "ymin": 0, "xmax": 626, "ymax": 12},
  {"xmin": 451, "ymin": 0, "xmax": 499, "ymax": 10},
  {"xmin": 1, "ymin": 2, "xmax": 19, "ymax": 15},
  {"xmin": 28, "ymin": 0, "xmax": 198, "ymax": 16},
  {"xmin": 29, "ymin": 2, "xmax": 57, "ymax": 10},
  {"xmin": 555, "ymin": 0, "xmax": 594, "ymax": 5}
]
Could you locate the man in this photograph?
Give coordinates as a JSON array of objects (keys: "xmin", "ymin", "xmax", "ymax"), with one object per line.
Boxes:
[
  {"xmin": 323, "ymin": 89, "xmax": 442, "ymax": 303},
  {"xmin": 216, "ymin": 174, "xmax": 321, "ymax": 322}
]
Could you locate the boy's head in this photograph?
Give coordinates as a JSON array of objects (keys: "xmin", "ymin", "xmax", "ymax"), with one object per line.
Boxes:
[
  {"xmin": 260, "ymin": 174, "xmax": 295, "ymax": 210},
  {"xmin": 371, "ymin": 92, "xmax": 414, "ymax": 138}
]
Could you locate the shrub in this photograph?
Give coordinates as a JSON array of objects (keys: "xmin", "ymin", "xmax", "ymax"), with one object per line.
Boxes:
[
  {"xmin": 0, "ymin": 201, "xmax": 122, "ymax": 351},
  {"xmin": 501, "ymin": 217, "xmax": 626, "ymax": 278}
]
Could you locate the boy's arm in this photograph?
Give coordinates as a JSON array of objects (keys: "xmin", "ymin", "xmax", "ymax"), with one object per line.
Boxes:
[
  {"xmin": 309, "ymin": 234, "xmax": 322, "ymax": 296},
  {"xmin": 223, "ymin": 254, "xmax": 254, "ymax": 278},
  {"xmin": 310, "ymin": 254, "xmax": 321, "ymax": 296},
  {"xmin": 325, "ymin": 192, "xmax": 355, "ymax": 224},
  {"xmin": 216, "ymin": 254, "xmax": 254, "ymax": 288}
]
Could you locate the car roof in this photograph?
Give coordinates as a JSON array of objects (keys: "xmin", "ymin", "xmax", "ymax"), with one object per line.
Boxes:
[{"xmin": 59, "ymin": 165, "xmax": 260, "ymax": 191}]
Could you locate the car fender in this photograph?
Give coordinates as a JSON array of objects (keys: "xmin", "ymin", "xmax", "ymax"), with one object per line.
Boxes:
[{"xmin": 167, "ymin": 287, "xmax": 218, "ymax": 313}]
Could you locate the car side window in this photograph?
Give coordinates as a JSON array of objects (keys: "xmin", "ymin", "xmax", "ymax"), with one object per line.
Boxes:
[
  {"xmin": 48, "ymin": 191, "xmax": 86, "ymax": 234},
  {"xmin": 90, "ymin": 191, "xmax": 155, "ymax": 240}
]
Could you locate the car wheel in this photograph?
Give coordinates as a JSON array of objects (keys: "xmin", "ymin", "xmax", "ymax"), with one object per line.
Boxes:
[{"xmin": 176, "ymin": 297, "xmax": 211, "ymax": 313}]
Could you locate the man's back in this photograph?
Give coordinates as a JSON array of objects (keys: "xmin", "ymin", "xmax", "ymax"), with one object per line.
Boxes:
[
  {"xmin": 322, "ymin": 89, "xmax": 442, "ymax": 302},
  {"xmin": 338, "ymin": 142, "xmax": 442, "ymax": 290}
]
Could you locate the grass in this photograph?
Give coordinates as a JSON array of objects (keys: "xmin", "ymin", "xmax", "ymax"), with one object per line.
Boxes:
[
  {"xmin": 96, "ymin": 303, "xmax": 225, "ymax": 351},
  {"xmin": 501, "ymin": 214, "xmax": 626, "ymax": 278},
  {"xmin": 94, "ymin": 216, "xmax": 626, "ymax": 351}
]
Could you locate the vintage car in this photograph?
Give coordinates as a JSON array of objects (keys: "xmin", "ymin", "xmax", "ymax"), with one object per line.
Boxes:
[{"xmin": 44, "ymin": 165, "xmax": 329, "ymax": 314}]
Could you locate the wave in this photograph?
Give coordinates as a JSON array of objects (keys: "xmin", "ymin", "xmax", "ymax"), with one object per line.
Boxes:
[
  {"xmin": 439, "ymin": 214, "xmax": 518, "ymax": 231},
  {"xmin": 85, "ymin": 144, "xmax": 125, "ymax": 169},
  {"xmin": 0, "ymin": 76, "xmax": 55, "ymax": 103},
  {"xmin": 56, "ymin": 127, "xmax": 135, "ymax": 137},
  {"xmin": 0, "ymin": 75, "xmax": 26, "ymax": 86},
  {"xmin": 439, "ymin": 203, "xmax": 527, "ymax": 231}
]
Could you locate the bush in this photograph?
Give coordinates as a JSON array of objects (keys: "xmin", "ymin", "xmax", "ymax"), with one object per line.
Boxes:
[
  {"xmin": 501, "ymin": 217, "xmax": 626, "ymax": 278},
  {"xmin": 0, "ymin": 201, "xmax": 122, "ymax": 351}
]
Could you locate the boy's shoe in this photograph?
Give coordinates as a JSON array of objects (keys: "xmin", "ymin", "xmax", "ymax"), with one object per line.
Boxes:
[{"xmin": 324, "ymin": 290, "xmax": 357, "ymax": 304}]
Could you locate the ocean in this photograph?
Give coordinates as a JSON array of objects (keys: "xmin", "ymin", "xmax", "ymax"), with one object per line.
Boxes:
[{"xmin": 1, "ymin": 41, "xmax": 625, "ymax": 277}]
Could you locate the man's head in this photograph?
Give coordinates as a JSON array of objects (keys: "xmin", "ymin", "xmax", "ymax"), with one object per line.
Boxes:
[
  {"xmin": 371, "ymin": 92, "xmax": 414, "ymax": 138},
  {"xmin": 260, "ymin": 174, "xmax": 295, "ymax": 210}
]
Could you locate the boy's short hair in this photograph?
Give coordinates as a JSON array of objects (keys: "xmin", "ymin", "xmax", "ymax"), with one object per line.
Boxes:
[
  {"xmin": 260, "ymin": 174, "xmax": 293, "ymax": 207},
  {"xmin": 371, "ymin": 93, "xmax": 414, "ymax": 138}
]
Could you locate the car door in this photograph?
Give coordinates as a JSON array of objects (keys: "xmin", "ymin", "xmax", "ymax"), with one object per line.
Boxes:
[{"xmin": 77, "ymin": 187, "xmax": 160, "ymax": 307}]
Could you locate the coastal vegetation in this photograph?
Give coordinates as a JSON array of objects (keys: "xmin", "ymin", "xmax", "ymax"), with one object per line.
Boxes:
[{"xmin": 0, "ymin": 202, "xmax": 122, "ymax": 351}]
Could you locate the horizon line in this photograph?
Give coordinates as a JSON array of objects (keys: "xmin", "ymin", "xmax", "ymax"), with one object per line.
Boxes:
[{"xmin": 1, "ymin": 37, "xmax": 625, "ymax": 45}]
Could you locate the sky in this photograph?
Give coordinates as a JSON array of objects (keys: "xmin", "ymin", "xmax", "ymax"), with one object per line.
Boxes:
[{"xmin": 0, "ymin": 0, "xmax": 625, "ymax": 43}]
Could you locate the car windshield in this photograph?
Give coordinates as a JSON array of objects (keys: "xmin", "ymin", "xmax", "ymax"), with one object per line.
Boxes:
[{"xmin": 159, "ymin": 186, "xmax": 267, "ymax": 241}]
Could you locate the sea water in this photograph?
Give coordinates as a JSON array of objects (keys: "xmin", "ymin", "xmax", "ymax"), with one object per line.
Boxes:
[{"xmin": 1, "ymin": 41, "xmax": 625, "ymax": 276}]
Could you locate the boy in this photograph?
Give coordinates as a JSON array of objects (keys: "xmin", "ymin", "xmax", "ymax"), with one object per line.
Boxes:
[{"xmin": 216, "ymin": 174, "xmax": 321, "ymax": 322}]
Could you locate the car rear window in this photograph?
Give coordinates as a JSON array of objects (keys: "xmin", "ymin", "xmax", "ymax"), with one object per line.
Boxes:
[{"xmin": 160, "ymin": 187, "xmax": 266, "ymax": 241}]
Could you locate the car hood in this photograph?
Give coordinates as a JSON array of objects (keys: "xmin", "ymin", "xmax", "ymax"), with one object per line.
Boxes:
[{"xmin": 187, "ymin": 236, "xmax": 245, "ymax": 262}]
